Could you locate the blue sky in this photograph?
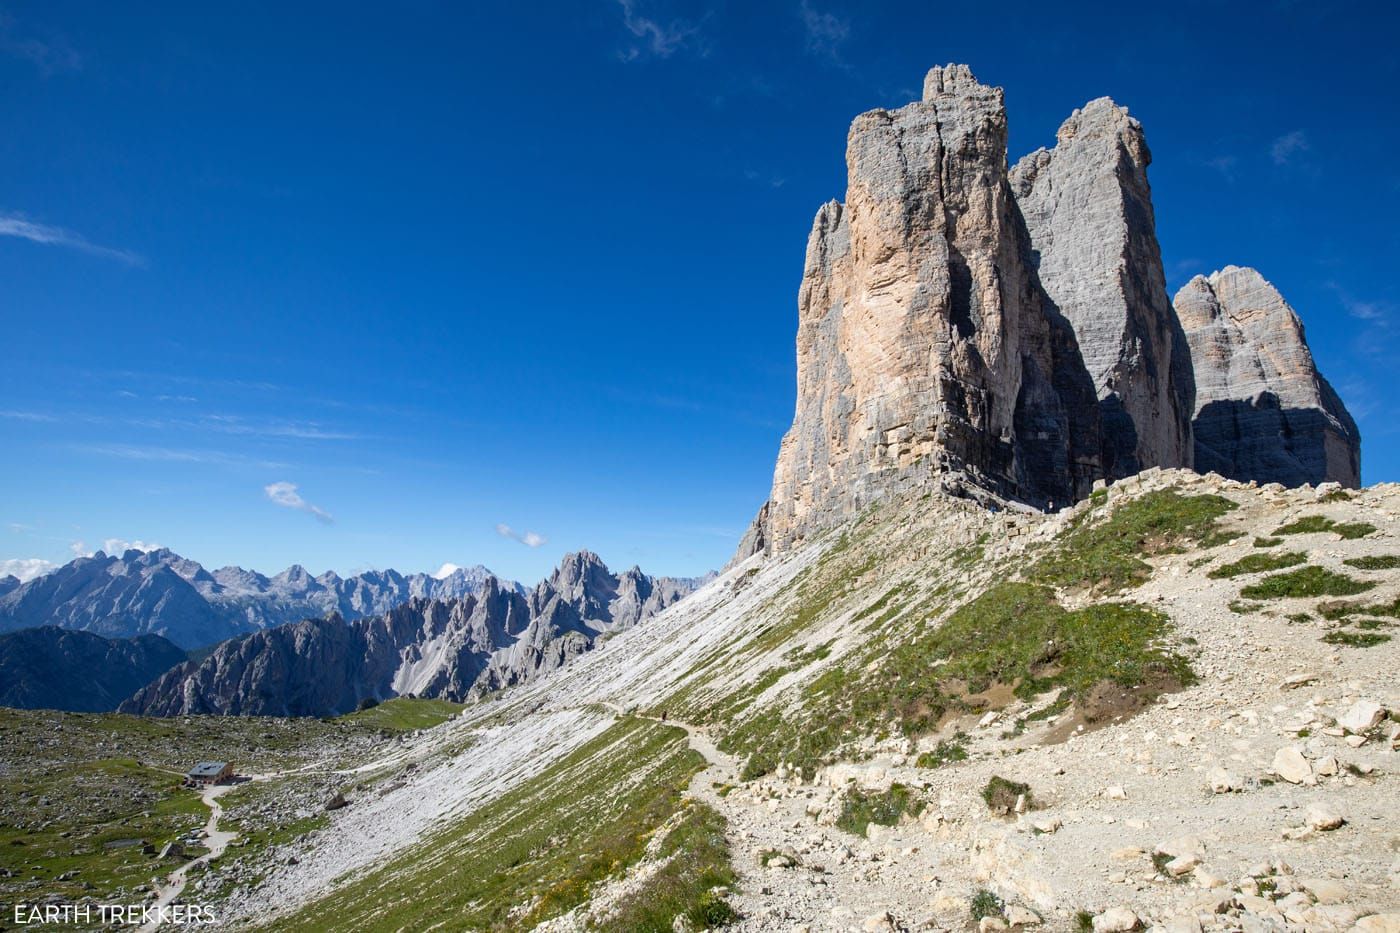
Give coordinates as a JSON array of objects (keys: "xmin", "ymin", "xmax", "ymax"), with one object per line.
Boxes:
[{"xmin": 2, "ymin": 1, "xmax": 1397, "ymax": 585}]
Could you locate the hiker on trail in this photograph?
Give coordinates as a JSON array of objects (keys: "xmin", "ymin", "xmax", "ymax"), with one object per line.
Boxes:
[{"xmin": 660, "ymin": 710, "xmax": 668, "ymax": 722}]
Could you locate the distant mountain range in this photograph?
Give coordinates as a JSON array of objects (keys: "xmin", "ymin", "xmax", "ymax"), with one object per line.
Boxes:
[
  {"xmin": 0, "ymin": 626, "xmax": 188, "ymax": 712},
  {"xmin": 122, "ymin": 551, "xmax": 710, "ymax": 717},
  {"xmin": 0, "ymin": 548, "xmax": 526, "ymax": 649}
]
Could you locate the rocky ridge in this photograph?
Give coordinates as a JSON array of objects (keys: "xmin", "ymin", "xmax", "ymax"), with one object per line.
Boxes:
[
  {"xmin": 0, "ymin": 547, "xmax": 525, "ymax": 649},
  {"xmin": 119, "ymin": 551, "xmax": 705, "ymax": 716},
  {"xmin": 0, "ymin": 626, "xmax": 187, "ymax": 712}
]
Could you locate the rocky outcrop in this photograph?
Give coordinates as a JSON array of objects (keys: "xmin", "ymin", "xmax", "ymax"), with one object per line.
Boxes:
[
  {"xmin": 748, "ymin": 66, "xmax": 1364, "ymax": 556},
  {"xmin": 1011, "ymin": 98, "xmax": 1195, "ymax": 478},
  {"xmin": 119, "ymin": 552, "xmax": 705, "ymax": 716},
  {"xmin": 765, "ymin": 65, "xmax": 1103, "ymax": 549},
  {"xmin": 0, "ymin": 627, "xmax": 186, "ymax": 712},
  {"xmin": 1173, "ymin": 266, "xmax": 1360, "ymax": 488},
  {"xmin": 0, "ymin": 548, "xmax": 524, "ymax": 649}
]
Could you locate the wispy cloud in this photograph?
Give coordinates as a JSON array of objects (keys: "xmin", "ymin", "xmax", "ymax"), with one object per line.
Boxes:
[
  {"xmin": 496, "ymin": 523, "xmax": 547, "ymax": 548},
  {"xmin": 74, "ymin": 443, "xmax": 291, "ymax": 470},
  {"xmin": 0, "ymin": 12, "xmax": 81, "ymax": 76},
  {"xmin": 0, "ymin": 557, "xmax": 54, "ymax": 582},
  {"xmin": 0, "ymin": 213, "xmax": 143, "ymax": 265},
  {"xmin": 1203, "ymin": 154, "xmax": 1239, "ymax": 181},
  {"xmin": 1270, "ymin": 130, "xmax": 1309, "ymax": 166},
  {"xmin": 615, "ymin": 0, "xmax": 702, "ymax": 62},
  {"xmin": 0, "ymin": 409, "xmax": 57, "ymax": 422},
  {"xmin": 799, "ymin": 0, "xmax": 850, "ymax": 63},
  {"xmin": 264, "ymin": 481, "xmax": 334, "ymax": 524}
]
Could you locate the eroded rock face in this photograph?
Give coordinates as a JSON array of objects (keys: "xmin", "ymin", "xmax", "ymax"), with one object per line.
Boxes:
[
  {"xmin": 1011, "ymin": 98, "xmax": 1195, "ymax": 478},
  {"xmin": 1173, "ymin": 266, "xmax": 1360, "ymax": 488},
  {"xmin": 765, "ymin": 65, "xmax": 1103, "ymax": 550}
]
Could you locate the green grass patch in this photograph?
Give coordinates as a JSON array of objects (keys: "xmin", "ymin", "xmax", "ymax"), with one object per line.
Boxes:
[
  {"xmin": 1322, "ymin": 631, "xmax": 1391, "ymax": 648},
  {"xmin": 339, "ymin": 697, "xmax": 465, "ymax": 732},
  {"xmin": 1318, "ymin": 595, "xmax": 1400, "ymax": 621},
  {"xmin": 1238, "ymin": 566, "xmax": 1374, "ymax": 600},
  {"xmin": 597, "ymin": 799, "xmax": 737, "ymax": 931},
  {"xmin": 1208, "ymin": 551, "xmax": 1307, "ymax": 579},
  {"xmin": 267, "ymin": 717, "xmax": 707, "ymax": 932},
  {"xmin": 1253, "ymin": 537, "xmax": 1283, "ymax": 548},
  {"xmin": 1275, "ymin": 516, "xmax": 1376, "ymax": 539},
  {"xmin": 1034, "ymin": 491, "xmax": 1237, "ymax": 593},
  {"xmin": 915, "ymin": 737, "xmax": 968, "ymax": 769},
  {"xmin": 1344, "ymin": 555, "xmax": 1400, "ymax": 571},
  {"xmin": 836, "ymin": 783, "xmax": 922, "ymax": 836}
]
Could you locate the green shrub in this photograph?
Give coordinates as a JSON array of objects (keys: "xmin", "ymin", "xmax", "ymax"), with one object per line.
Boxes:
[
  {"xmin": 981, "ymin": 775, "xmax": 1031, "ymax": 816},
  {"xmin": 970, "ymin": 888, "xmax": 1005, "ymax": 921},
  {"xmin": 836, "ymin": 783, "xmax": 922, "ymax": 836},
  {"xmin": 1239, "ymin": 566, "xmax": 1374, "ymax": 599},
  {"xmin": 1254, "ymin": 537, "xmax": 1282, "ymax": 548}
]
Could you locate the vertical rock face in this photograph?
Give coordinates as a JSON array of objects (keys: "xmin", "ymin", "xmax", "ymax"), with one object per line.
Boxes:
[
  {"xmin": 1173, "ymin": 266, "xmax": 1360, "ymax": 487},
  {"xmin": 765, "ymin": 65, "xmax": 1102, "ymax": 549},
  {"xmin": 1011, "ymin": 99, "xmax": 1195, "ymax": 478}
]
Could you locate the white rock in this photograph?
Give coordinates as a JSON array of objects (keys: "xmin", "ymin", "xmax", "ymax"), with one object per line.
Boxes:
[
  {"xmin": 1305, "ymin": 805, "xmax": 1345, "ymax": 831},
  {"xmin": 1092, "ymin": 907, "xmax": 1140, "ymax": 932},
  {"xmin": 1207, "ymin": 767, "xmax": 1242, "ymax": 793},
  {"xmin": 1105, "ymin": 785, "xmax": 1128, "ymax": 800},
  {"xmin": 1338, "ymin": 700, "xmax": 1385, "ymax": 734},
  {"xmin": 1355, "ymin": 914, "xmax": 1400, "ymax": 933},
  {"xmin": 1165, "ymin": 854, "xmax": 1200, "ymax": 877},
  {"xmin": 1272, "ymin": 746, "xmax": 1314, "ymax": 785},
  {"xmin": 1006, "ymin": 905, "xmax": 1041, "ymax": 926}
]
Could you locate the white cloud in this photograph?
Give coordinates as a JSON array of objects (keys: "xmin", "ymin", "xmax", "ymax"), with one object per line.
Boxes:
[
  {"xmin": 433, "ymin": 562, "xmax": 461, "ymax": 580},
  {"xmin": 102, "ymin": 538, "xmax": 163, "ymax": 555},
  {"xmin": 0, "ymin": 558, "xmax": 55, "ymax": 582},
  {"xmin": 0, "ymin": 13, "xmax": 81, "ymax": 75},
  {"xmin": 496, "ymin": 523, "xmax": 547, "ymax": 548},
  {"xmin": 615, "ymin": 0, "xmax": 701, "ymax": 61},
  {"xmin": 0, "ymin": 212, "xmax": 142, "ymax": 265},
  {"xmin": 66, "ymin": 538, "xmax": 163, "ymax": 559},
  {"xmin": 799, "ymin": 0, "xmax": 850, "ymax": 61},
  {"xmin": 1270, "ymin": 130, "xmax": 1309, "ymax": 166},
  {"xmin": 264, "ymin": 481, "xmax": 334, "ymax": 524}
]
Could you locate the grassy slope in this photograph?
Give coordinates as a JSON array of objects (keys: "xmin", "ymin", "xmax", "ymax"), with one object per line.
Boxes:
[
  {"xmin": 264, "ymin": 717, "xmax": 718, "ymax": 932},
  {"xmin": 662, "ymin": 490, "xmax": 1235, "ymax": 781},
  {"xmin": 338, "ymin": 697, "xmax": 465, "ymax": 732}
]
